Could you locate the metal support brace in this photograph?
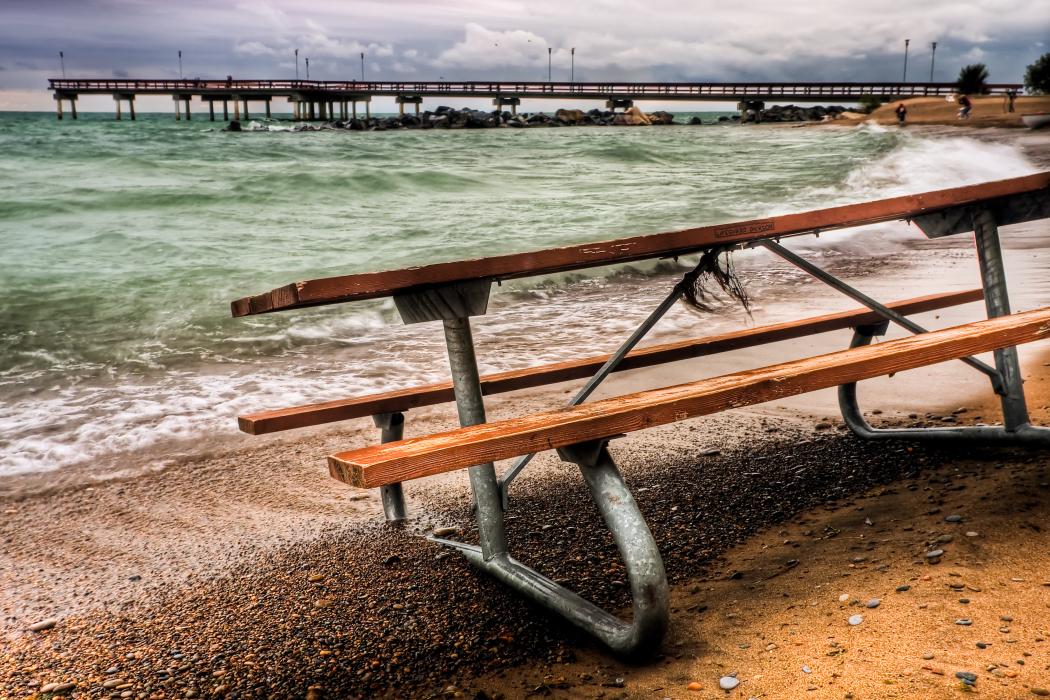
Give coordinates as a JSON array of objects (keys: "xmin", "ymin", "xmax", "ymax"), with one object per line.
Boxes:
[
  {"xmin": 755, "ymin": 238, "xmax": 1004, "ymax": 393},
  {"xmin": 498, "ymin": 279, "xmax": 686, "ymax": 508},
  {"xmin": 373, "ymin": 412, "xmax": 407, "ymax": 521},
  {"xmin": 836, "ymin": 206, "xmax": 1050, "ymax": 445}
]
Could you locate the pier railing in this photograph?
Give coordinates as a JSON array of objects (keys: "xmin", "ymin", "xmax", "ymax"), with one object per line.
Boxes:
[{"xmin": 48, "ymin": 78, "xmax": 1023, "ymax": 100}]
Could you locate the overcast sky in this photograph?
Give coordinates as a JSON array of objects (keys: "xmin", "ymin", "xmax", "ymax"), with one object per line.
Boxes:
[{"xmin": 1, "ymin": 0, "xmax": 1047, "ymax": 110}]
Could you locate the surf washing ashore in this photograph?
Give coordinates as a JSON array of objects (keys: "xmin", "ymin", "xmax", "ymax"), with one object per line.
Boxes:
[
  {"xmin": 2, "ymin": 114, "xmax": 1047, "ymax": 487},
  {"xmin": 3, "ymin": 112, "xmax": 1050, "ymax": 697}
]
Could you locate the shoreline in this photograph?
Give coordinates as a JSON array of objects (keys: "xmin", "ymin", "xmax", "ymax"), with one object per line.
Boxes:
[{"xmin": 1, "ymin": 346, "xmax": 1047, "ymax": 696}]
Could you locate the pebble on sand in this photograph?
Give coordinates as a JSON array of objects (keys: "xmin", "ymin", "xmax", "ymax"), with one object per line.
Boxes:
[
  {"xmin": 40, "ymin": 683, "xmax": 75, "ymax": 694},
  {"xmin": 866, "ymin": 598, "xmax": 881, "ymax": 608},
  {"xmin": 945, "ymin": 515, "xmax": 964, "ymax": 523},
  {"xmin": 848, "ymin": 614, "xmax": 864, "ymax": 626},
  {"xmin": 719, "ymin": 676, "xmax": 740, "ymax": 690},
  {"xmin": 28, "ymin": 619, "xmax": 57, "ymax": 632},
  {"xmin": 432, "ymin": 527, "xmax": 458, "ymax": 537},
  {"xmin": 687, "ymin": 681, "xmax": 703, "ymax": 691}
]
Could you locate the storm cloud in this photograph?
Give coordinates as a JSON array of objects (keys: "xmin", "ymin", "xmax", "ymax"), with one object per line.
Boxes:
[{"xmin": 1, "ymin": 0, "xmax": 1046, "ymax": 109}]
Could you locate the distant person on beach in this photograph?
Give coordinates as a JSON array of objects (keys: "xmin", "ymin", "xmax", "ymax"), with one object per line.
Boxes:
[
  {"xmin": 1004, "ymin": 89, "xmax": 1017, "ymax": 113},
  {"xmin": 958, "ymin": 95, "xmax": 972, "ymax": 119},
  {"xmin": 895, "ymin": 103, "xmax": 907, "ymax": 125}
]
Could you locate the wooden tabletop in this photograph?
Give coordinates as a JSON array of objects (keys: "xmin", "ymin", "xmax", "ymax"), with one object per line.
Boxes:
[{"xmin": 231, "ymin": 172, "xmax": 1050, "ymax": 317}]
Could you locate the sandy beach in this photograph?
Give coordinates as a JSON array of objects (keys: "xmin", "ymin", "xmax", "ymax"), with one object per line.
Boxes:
[
  {"xmin": 2, "ymin": 128, "xmax": 1050, "ymax": 699},
  {"xmin": 850, "ymin": 95, "xmax": 1050, "ymax": 129}
]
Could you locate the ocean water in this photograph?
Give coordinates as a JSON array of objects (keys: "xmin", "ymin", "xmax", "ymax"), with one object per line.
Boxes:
[{"xmin": 0, "ymin": 111, "xmax": 1041, "ymax": 478}]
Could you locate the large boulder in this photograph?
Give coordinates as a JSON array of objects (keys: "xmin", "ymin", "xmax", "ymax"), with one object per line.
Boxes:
[
  {"xmin": 555, "ymin": 108, "xmax": 587, "ymax": 124},
  {"xmin": 648, "ymin": 110, "xmax": 675, "ymax": 125},
  {"xmin": 623, "ymin": 106, "xmax": 652, "ymax": 125}
]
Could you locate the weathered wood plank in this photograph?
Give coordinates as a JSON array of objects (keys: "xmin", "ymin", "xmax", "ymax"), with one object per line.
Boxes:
[
  {"xmin": 231, "ymin": 173, "xmax": 1050, "ymax": 316},
  {"xmin": 239, "ymin": 289, "xmax": 983, "ymax": 434},
  {"xmin": 329, "ymin": 305, "xmax": 1050, "ymax": 488}
]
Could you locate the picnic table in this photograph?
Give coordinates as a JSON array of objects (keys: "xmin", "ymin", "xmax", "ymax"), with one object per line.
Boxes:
[{"xmin": 231, "ymin": 172, "xmax": 1050, "ymax": 657}]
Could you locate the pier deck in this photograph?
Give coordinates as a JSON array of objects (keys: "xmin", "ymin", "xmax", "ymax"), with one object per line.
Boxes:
[{"xmin": 48, "ymin": 78, "xmax": 1023, "ymax": 121}]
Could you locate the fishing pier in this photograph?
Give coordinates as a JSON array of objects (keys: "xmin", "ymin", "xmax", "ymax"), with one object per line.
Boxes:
[{"xmin": 48, "ymin": 78, "xmax": 1023, "ymax": 121}]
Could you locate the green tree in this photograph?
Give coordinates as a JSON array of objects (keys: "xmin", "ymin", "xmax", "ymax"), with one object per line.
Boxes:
[
  {"xmin": 857, "ymin": 95, "xmax": 882, "ymax": 113},
  {"xmin": 956, "ymin": 63, "xmax": 990, "ymax": 94},
  {"xmin": 1024, "ymin": 53, "xmax": 1050, "ymax": 94}
]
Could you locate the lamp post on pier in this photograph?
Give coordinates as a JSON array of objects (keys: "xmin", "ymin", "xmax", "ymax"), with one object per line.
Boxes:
[
  {"xmin": 295, "ymin": 48, "xmax": 299, "ymax": 80},
  {"xmin": 360, "ymin": 52, "xmax": 365, "ymax": 81},
  {"xmin": 178, "ymin": 50, "xmax": 183, "ymax": 79},
  {"xmin": 571, "ymin": 47, "xmax": 575, "ymax": 82},
  {"xmin": 59, "ymin": 51, "xmax": 65, "ymax": 78},
  {"xmin": 548, "ymin": 47, "xmax": 552, "ymax": 82},
  {"xmin": 305, "ymin": 57, "xmax": 310, "ymax": 79},
  {"xmin": 902, "ymin": 38, "xmax": 910, "ymax": 82},
  {"xmin": 929, "ymin": 41, "xmax": 938, "ymax": 82}
]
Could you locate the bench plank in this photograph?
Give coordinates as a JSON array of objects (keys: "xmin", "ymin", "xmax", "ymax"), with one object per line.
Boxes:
[
  {"xmin": 329, "ymin": 305, "xmax": 1050, "ymax": 488},
  {"xmin": 231, "ymin": 173, "xmax": 1050, "ymax": 316},
  {"xmin": 239, "ymin": 289, "xmax": 983, "ymax": 434}
]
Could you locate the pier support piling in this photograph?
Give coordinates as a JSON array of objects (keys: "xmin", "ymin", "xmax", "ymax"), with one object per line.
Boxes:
[
  {"xmin": 264, "ymin": 99, "xmax": 271, "ymax": 118},
  {"xmin": 223, "ymin": 100, "xmax": 229, "ymax": 121},
  {"xmin": 208, "ymin": 101, "xmax": 215, "ymax": 121},
  {"xmin": 242, "ymin": 100, "xmax": 249, "ymax": 120},
  {"xmin": 113, "ymin": 93, "xmax": 135, "ymax": 121},
  {"xmin": 234, "ymin": 99, "xmax": 240, "ymax": 121},
  {"xmin": 396, "ymin": 95, "xmax": 423, "ymax": 118},
  {"xmin": 184, "ymin": 97, "xmax": 191, "ymax": 120},
  {"xmin": 493, "ymin": 96, "xmax": 520, "ymax": 115},
  {"xmin": 173, "ymin": 96, "xmax": 181, "ymax": 121}
]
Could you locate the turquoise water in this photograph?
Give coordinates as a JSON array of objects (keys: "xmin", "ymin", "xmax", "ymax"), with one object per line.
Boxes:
[{"xmin": 0, "ymin": 112, "xmax": 1039, "ymax": 476}]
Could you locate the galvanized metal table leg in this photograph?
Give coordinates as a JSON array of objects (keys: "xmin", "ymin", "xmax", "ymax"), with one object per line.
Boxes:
[
  {"xmin": 397, "ymin": 280, "xmax": 670, "ymax": 657},
  {"xmin": 373, "ymin": 412, "xmax": 408, "ymax": 521},
  {"xmin": 839, "ymin": 323, "xmax": 1050, "ymax": 444},
  {"xmin": 434, "ymin": 440, "xmax": 669, "ymax": 658},
  {"xmin": 972, "ymin": 206, "xmax": 1030, "ymax": 430},
  {"xmin": 443, "ymin": 316, "xmax": 508, "ymax": 560}
]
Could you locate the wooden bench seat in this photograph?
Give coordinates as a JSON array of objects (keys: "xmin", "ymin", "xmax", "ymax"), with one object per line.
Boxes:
[
  {"xmin": 239, "ymin": 289, "xmax": 983, "ymax": 435},
  {"xmin": 329, "ymin": 305, "xmax": 1050, "ymax": 489}
]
